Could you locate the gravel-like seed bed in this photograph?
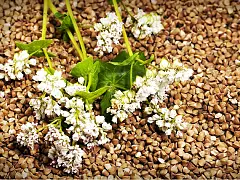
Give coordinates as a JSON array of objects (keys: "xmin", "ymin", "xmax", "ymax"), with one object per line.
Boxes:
[{"xmin": 0, "ymin": 0, "xmax": 240, "ymax": 179}]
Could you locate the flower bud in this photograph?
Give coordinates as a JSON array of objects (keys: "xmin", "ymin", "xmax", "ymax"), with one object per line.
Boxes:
[
  {"xmin": 172, "ymin": 59, "xmax": 182, "ymax": 68},
  {"xmin": 159, "ymin": 58, "xmax": 170, "ymax": 69}
]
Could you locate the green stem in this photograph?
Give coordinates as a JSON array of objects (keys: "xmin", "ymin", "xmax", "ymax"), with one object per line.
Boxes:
[
  {"xmin": 86, "ymin": 73, "xmax": 92, "ymax": 91},
  {"xmin": 37, "ymin": 117, "xmax": 61, "ymax": 132},
  {"xmin": 113, "ymin": 85, "xmax": 127, "ymax": 91},
  {"xmin": 43, "ymin": 49, "xmax": 53, "ymax": 70},
  {"xmin": 136, "ymin": 57, "xmax": 160, "ymax": 70},
  {"xmin": 42, "ymin": 0, "xmax": 48, "ymax": 40},
  {"xmin": 130, "ymin": 62, "xmax": 134, "ymax": 88},
  {"xmin": 112, "ymin": 0, "xmax": 133, "ymax": 56},
  {"xmin": 66, "ymin": 29, "xmax": 84, "ymax": 60},
  {"xmin": 42, "ymin": 0, "xmax": 53, "ymax": 70},
  {"xmin": 65, "ymin": 0, "xmax": 87, "ymax": 59},
  {"xmin": 48, "ymin": 0, "xmax": 84, "ymax": 60}
]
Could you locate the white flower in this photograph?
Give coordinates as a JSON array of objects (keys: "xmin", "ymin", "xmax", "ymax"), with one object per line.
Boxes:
[
  {"xmin": 65, "ymin": 83, "xmax": 86, "ymax": 96},
  {"xmin": 16, "ymin": 72, "xmax": 23, "ymax": 80},
  {"xmin": 94, "ymin": 12, "xmax": 123, "ymax": 55},
  {"xmin": 51, "ymin": 88, "xmax": 63, "ymax": 99},
  {"xmin": 29, "ymin": 58, "xmax": 36, "ymax": 66},
  {"xmin": 17, "ymin": 122, "xmax": 39, "ymax": 149},
  {"xmin": 159, "ymin": 58, "xmax": 170, "ymax": 69},
  {"xmin": 0, "ymin": 50, "xmax": 36, "ymax": 81},
  {"xmin": 102, "ymin": 122, "xmax": 112, "ymax": 131},
  {"xmin": 72, "ymin": 133, "xmax": 80, "ymax": 141},
  {"xmin": 126, "ymin": 9, "xmax": 164, "ymax": 39},
  {"xmin": 0, "ymin": 91, "xmax": 4, "ymax": 98},
  {"xmin": 33, "ymin": 69, "xmax": 66, "ymax": 99},
  {"xmin": 165, "ymin": 129, "xmax": 172, "ymax": 135},
  {"xmin": 169, "ymin": 109, "xmax": 177, "ymax": 118},
  {"xmin": 96, "ymin": 116, "xmax": 105, "ymax": 124},
  {"xmin": 78, "ymin": 77, "xmax": 85, "ymax": 85}
]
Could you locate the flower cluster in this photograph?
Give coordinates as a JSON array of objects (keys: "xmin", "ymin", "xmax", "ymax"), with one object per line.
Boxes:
[
  {"xmin": 125, "ymin": 9, "xmax": 164, "ymax": 39},
  {"xmin": 16, "ymin": 122, "xmax": 39, "ymax": 150},
  {"xmin": 29, "ymin": 97, "xmax": 61, "ymax": 120},
  {"xmin": 107, "ymin": 90, "xmax": 140, "ymax": 123},
  {"xmin": 107, "ymin": 58, "xmax": 193, "ymax": 135},
  {"xmin": 94, "ymin": 12, "xmax": 123, "ymax": 56},
  {"xmin": 30, "ymin": 68, "xmax": 111, "ymax": 147},
  {"xmin": 45, "ymin": 125, "xmax": 85, "ymax": 174},
  {"xmin": 147, "ymin": 107, "xmax": 188, "ymax": 136},
  {"xmin": 0, "ymin": 50, "xmax": 36, "ymax": 81},
  {"xmin": 59, "ymin": 96, "xmax": 112, "ymax": 147},
  {"xmin": 33, "ymin": 69, "xmax": 66, "ymax": 99}
]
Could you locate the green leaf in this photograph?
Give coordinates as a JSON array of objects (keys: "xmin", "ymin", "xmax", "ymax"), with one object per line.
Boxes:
[
  {"xmin": 44, "ymin": 67, "xmax": 55, "ymax": 75},
  {"xmin": 109, "ymin": 52, "xmax": 139, "ymax": 66},
  {"xmin": 112, "ymin": 51, "xmax": 129, "ymax": 62},
  {"xmin": 75, "ymin": 86, "xmax": 110, "ymax": 103},
  {"xmin": 70, "ymin": 56, "xmax": 94, "ymax": 80},
  {"xmin": 56, "ymin": 14, "xmax": 75, "ymax": 42},
  {"xmin": 132, "ymin": 61, "xmax": 146, "ymax": 81},
  {"xmin": 33, "ymin": 50, "xmax": 56, "ymax": 57},
  {"xmin": 54, "ymin": 12, "xmax": 66, "ymax": 20},
  {"xmin": 107, "ymin": 0, "xmax": 121, "ymax": 5},
  {"xmin": 100, "ymin": 89, "xmax": 116, "ymax": 114},
  {"xmin": 138, "ymin": 51, "xmax": 146, "ymax": 61},
  {"xmin": 97, "ymin": 62, "xmax": 130, "ymax": 90},
  {"xmin": 16, "ymin": 40, "xmax": 53, "ymax": 54},
  {"xmin": 139, "ymin": 53, "xmax": 154, "ymax": 65},
  {"xmin": 62, "ymin": 32, "xmax": 70, "ymax": 42},
  {"xmin": 90, "ymin": 60, "xmax": 101, "ymax": 91},
  {"xmin": 58, "ymin": 15, "xmax": 74, "ymax": 32}
]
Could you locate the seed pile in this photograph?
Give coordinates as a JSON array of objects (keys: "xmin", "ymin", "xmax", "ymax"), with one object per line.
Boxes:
[{"xmin": 0, "ymin": 0, "xmax": 240, "ymax": 179}]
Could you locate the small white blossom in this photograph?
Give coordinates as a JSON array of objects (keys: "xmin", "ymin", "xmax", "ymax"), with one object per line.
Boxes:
[
  {"xmin": 78, "ymin": 77, "xmax": 85, "ymax": 85},
  {"xmin": 102, "ymin": 122, "xmax": 112, "ymax": 131},
  {"xmin": 33, "ymin": 69, "xmax": 66, "ymax": 99},
  {"xmin": 0, "ymin": 91, "xmax": 4, "ymax": 98},
  {"xmin": 17, "ymin": 122, "xmax": 39, "ymax": 149},
  {"xmin": 65, "ymin": 82, "xmax": 86, "ymax": 96},
  {"xmin": 0, "ymin": 50, "xmax": 36, "ymax": 81},
  {"xmin": 126, "ymin": 9, "xmax": 164, "ymax": 39},
  {"xmin": 45, "ymin": 125, "xmax": 84, "ymax": 174},
  {"xmin": 94, "ymin": 12, "xmax": 123, "ymax": 55}
]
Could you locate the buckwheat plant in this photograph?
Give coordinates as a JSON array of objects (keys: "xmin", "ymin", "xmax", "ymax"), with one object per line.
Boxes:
[{"xmin": 12, "ymin": 0, "xmax": 194, "ymax": 174}]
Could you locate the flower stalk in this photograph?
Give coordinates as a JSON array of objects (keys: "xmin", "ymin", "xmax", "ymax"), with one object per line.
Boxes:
[
  {"xmin": 65, "ymin": 0, "xmax": 87, "ymax": 59},
  {"xmin": 47, "ymin": 0, "xmax": 84, "ymax": 60},
  {"xmin": 112, "ymin": 0, "xmax": 133, "ymax": 56},
  {"xmin": 42, "ymin": 0, "xmax": 53, "ymax": 70}
]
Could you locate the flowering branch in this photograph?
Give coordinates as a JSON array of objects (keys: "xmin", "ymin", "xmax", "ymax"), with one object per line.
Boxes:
[
  {"xmin": 65, "ymin": 0, "xmax": 87, "ymax": 59},
  {"xmin": 47, "ymin": 0, "xmax": 84, "ymax": 60},
  {"xmin": 112, "ymin": 0, "xmax": 133, "ymax": 56}
]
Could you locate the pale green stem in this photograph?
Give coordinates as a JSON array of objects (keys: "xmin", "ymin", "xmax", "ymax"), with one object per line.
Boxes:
[
  {"xmin": 86, "ymin": 73, "xmax": 92, "ymax": 91},
  {"xmin": 66, "ymin": 29, "xmax": 84, "ymax": 60},
  {"xmin": 42, "ymin": 0, "xmax": 53, "ymax": 70},
  {"xmin": 130, "ymin": 62, "xmax": 134, "ymax": 88},
  {"xmin": 112, "ymin": 0, "xmax": 133, "ymax": 56},
  {"xmin": 48, "ymin": 0, "xmax": 84, "ymax": 60},
  {"xmin": 37, "ymin": 117, "xmax": 60, "ymax": 132},
  {"xmin": 65, "ymin": 0, "xmax": 87, "ymax": 59}
]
